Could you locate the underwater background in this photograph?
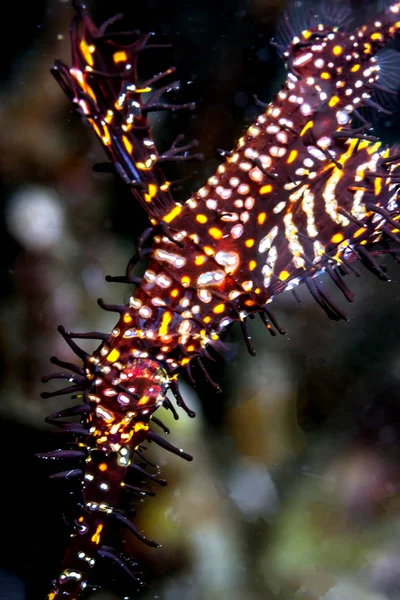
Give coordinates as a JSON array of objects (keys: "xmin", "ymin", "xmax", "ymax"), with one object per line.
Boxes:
[{"xmin": 1, "ymin": 0, "xmax": 400, "ymax": 598}]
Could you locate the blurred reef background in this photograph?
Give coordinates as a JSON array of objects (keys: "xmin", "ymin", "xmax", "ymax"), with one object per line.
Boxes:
[{"xmin": 1, "ymin": 0, "xmax": 400, "ymax": 599}]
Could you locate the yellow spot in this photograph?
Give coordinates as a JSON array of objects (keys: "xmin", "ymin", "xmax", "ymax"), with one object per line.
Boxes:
[
  {"xmin": 249, "ymin": 260, "xmax": 257, "ymax": 271},
  {"xmin": 107, "ymin": 348, "xmax": 120, "ymax": 363},
  {"xmin": 260, "ymin": 184, "xmax": 273, "ymax": 195},
  {"xmin": 195, "ymin": 255, "xmax": 206, "ymax": 266},
  {"xmin": 171, "ymin": 289, "xmax": 179, "ymax": 298},
  {"xmin": 138, "ymin": 396, "xmax": 149, "ymax": 405},
  {"xmin": 181, "ymin": 276, "xmax": 191, "ymax": 287},
  {"xmin": 135, "ymin": 421, "xmax": 149, "ymax": 433},
  {"xmin": 181, "ymin": 357, "xmax": 190, "ymax": 366},
  {"xmin": 255, "ymin": 287, "xmax": 261, "ymax": 294},
  {"xmin": 258, "ymin": 212, "xmax": 267, "ymax": 225},
  {"xmin": 78, "ymin": 516, "xmax": 84, "ymax": 523},
  {"xmin": 364, "ymin": 42, "xmax": 372, "ymax": 54},
  {"xmin": 279, "ymin": 270, "xmax": 290, "ymax": 281},
  {"xmin": 113, "ymin": 50, "xmax": 128, "ymax": 63},
  {"xmin": 351, "ymin": 64, "xmax": 360, "ymax": 72},
  {"xmin": 302, "ymin": 29, "xmax": 312, "ymax": 39},
  {"xmin": 105, "ymin": 109, "xmax": 114, "ymax": 124},
  {"xmin": 204, "ymin": 246, "xmax": 214, "ymax": 256},
  {"xmin": 374, "ymin": 177, "xmax": 382, "ymax": 196},
  {"xmin": 124, "ymin": 314, "xmax": 132, "ymax": 323},
  {"xmin": 245, "ymin": 238, "xmax": 255, "ymax": 248},
  {"xmin": 213, "ymin": 303, "xmax": 225, "ymax": 314},
  {"xmin": 187, "ymin": 345, "xmax": 195, "ymax": 352},
  {"xmin": 145, "ymin": 183, "xmax": 158, "ymax": 204},
  {"xmin": 209, "ymin": 227, "xmax": 223, "ymax": 240},
  {"xmin": 353, "ymin": 227, "xmax": 367, "ymax": 238},
  {"xmin": 203, "ymin": 316, "xmax": 211, "ymax": 323},
  {"xmin": 329, "ymin": 96, "xmax": 340, "ymax": 108},
  {"xmin": 300, "ymin": 121, "xmax": 314, "ymax": 136},
  {"xmin": 91, "ymin": 524, "xmax": 103, "ymax": 545},
  {"xmin": 321, "ymin": 72, "xmax": 331, "ymax": 80},
  {"xmin": 79, "ymin": 39, "xmax": 95, "ymax": 67},
  {"xmin": 371, "ymin": 32, "xmax": 383, "ymax": 41},
  {"xmin": 122, "ymin": 135, "xmax": 133, "ymax": 154},
  {"xmin": 163, "ymin": 204, "xmax": 182, "ymax": 224},
  {"xmin": 196, "ymin": 214, "xmax": 208, "ymax": 224},
  {"xmin": 333, "ymin": 45, "xmax": 343, "ymax": 56},
  {"xmin": 99, "ymin": 463, "xmax": 108, "ymax": 472},
  {"xmin": 48, "ymin": 593, "xmax": 56, "ymax": 600},
  {"xmin": 160, "ymin": 311, "xmax": 173, "ymax": 336},
  {"xmin": 287, "ymin": 150, "xmax": 298, "ymax": 164},
  {"xmin": 331, "ymin": 233, "xmax": 344, "ymax": 244}
]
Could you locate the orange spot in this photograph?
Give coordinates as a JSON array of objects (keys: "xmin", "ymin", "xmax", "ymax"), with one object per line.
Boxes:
[
  {"xmin": 245, "ymin": 239, "xmax": 255, "ymax": 248},
  {"xmin": 99, "ymin": 463, "xmax": 108, "ymax": 472},
  {"xmin": 163, "ymin": 204, "xmax": 182, "ymax": 224},
  {"xmin": 208, "ymin": 227, "xmax": 223, "ymax": 240},
  {"xmin": 122, "ymin": 135, "xmax": 133, "ymax": 154},
  {"xmin": 107, "ymin": 349, "xmax": 120, "ymax": 363},
  {"xmin": 160, "ymin": 311, "xmax": 173, "ymax": 336},
  {"xmin": 249, "ymin": 260, "xmax": 257, "ymax": 271},
  {"xmin": 245, "ymin": 299, "xmax": 255, "ymax": 306},
  {"xmin": 300, "ymin": 121, "xmax": 314, "ymax": 137},
  {"xmin": 113, "ymin": 50, "xmax": 127, "ymax": 63},
  {"xmin": 287, "ymin": 150, "xmax": 298, "ymax": 164},
  {"xmin": 138, "ymin": 396, "xmax": 149, "ymax": 405},
  {"xmin": 331, "ymin": 233, "xmax": 344, "ymax": 244},
  {"xmin": 195, "ymin": 255, "xmax": 206, "ymax": 266},
  {"xmin": 279, "ymin": 270, "xmax": 290, "ymax": 281},
  {"xmin": 374, "ymin": 177, "xmax": 382, "ymax": 196},
  {"xmin": 79, "ymin": 39, "xmax": 95, "ymax": 66},
  {"xmin": 134, "ymin": 421, "xmax": 149, "ymax": 432},
  {"xmin": 213, "ymin": 303, "xmax": 225, "ymax": 314},
  {"xmin": 171, "ymin": 289, "xmax": 179, "ymax": 298},
  {"xmin": 257, "ymin": 212, "xmax": 267, "ymax": 225},
  {"xmin": 196, "ymin": 214, "xmax": 208, "ymax": 224},
  {"xmin": 260, "ymin": 184, "xmax": 273, "ymax": 195},
  {"xmin": 329, "ymin": 96, "xmax": 340, "ymax": 108},
  {"xmin": 181, "ymin": 276, "xmax": 191, "ymax": 287},
  {"xmin": 353, "ymin": 227, "xmax": 367, "ymax": 238},
  {"xmin": 91, "ymin": 523, "xmax": 103, "ymax": 545}
]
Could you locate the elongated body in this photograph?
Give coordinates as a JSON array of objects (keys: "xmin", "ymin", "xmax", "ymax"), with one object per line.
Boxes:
[{"xmin": 42, "ymin": 1, "xmax": 400, "ymax": 598}]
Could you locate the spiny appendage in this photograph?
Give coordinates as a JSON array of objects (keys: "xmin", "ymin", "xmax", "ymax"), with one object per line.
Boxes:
[
  {"xmin": 51, "ymin": 1, "xmax": 202, "ymax": 220},
  {"xmin": 40, "ymin": 326, "xmax": 193, "ymax": 598}
]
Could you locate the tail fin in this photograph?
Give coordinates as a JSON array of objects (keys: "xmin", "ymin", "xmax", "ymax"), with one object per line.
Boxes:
[{"xmin": 52, "ymin": 1, "xmax": 201, "ymax": 221}]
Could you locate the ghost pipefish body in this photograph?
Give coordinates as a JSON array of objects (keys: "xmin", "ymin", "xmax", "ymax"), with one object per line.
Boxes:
[{"xmin": 40, "ymin": 1, "xmax": 400, "ymax": 598}]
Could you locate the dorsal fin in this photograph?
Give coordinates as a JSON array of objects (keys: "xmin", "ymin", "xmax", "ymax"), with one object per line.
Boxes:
[{"xmin": 272, "ymin": 0, "xmax": 353, "ymax": 56}]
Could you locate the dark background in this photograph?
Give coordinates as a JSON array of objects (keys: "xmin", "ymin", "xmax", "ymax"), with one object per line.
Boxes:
[{"xmin": 1, "ymin": 1, "xmax": 400, "ymax": 599}]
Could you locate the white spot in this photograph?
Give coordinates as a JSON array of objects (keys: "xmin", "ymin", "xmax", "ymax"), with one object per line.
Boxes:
[{"xmin": 259, "ymin": 226, "xmax": 278, "ymax": 254}]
